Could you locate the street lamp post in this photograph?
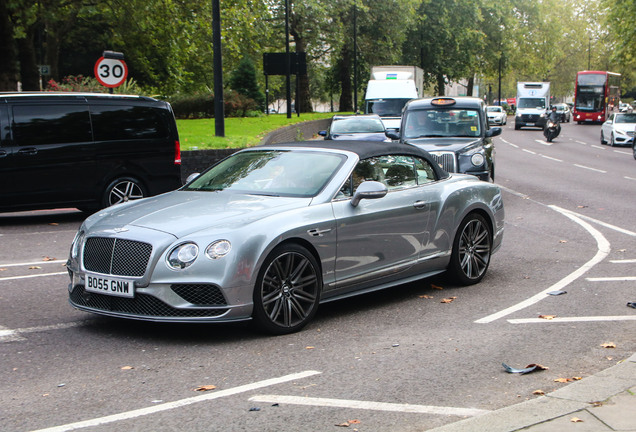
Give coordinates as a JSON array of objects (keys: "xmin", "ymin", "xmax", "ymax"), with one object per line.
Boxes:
[{"xmin": 212, "ymin": 0, "xmax": 225, "ymax": 137}]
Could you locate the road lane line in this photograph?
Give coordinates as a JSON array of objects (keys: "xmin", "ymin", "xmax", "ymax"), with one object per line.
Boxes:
[
  {"xmin": 0, "ymin": 272, "xmax": 67, "ymax": 282},
  {"xmin": 522, "ymin": 149, "xmax": 536, "ymax": 155},
  {"xmin": 535, "ymin": 140, "xmax": 552, "ymax": 146},
  {"xmin": 591, "ymin": 145, "xmax": 605, "ymax": 150},
  {"xmin": 509, "ymin": 316, "xmax": 636, "ymax": 324},
  {"xmin": 476, "ymin": 206, "xmax": 609, "ymax": 324},
  {"xmin": 614, "ymin": 150, "xmax": 631, "ymax": 155},
  {"xmin": 573, "ymin": 164, "xmax": 607, "ymax": 173},
  {"xmin": 0, "ymin": 322, "xmax": 84, "ymax": 343},
  {"xmin": 625, "ymin": 176, "xmax": 636, "ymax": 182},
  {"xmin": 0, "ymin": 260, "xmax": 65, "ymax": 268},
  {"xmin": 587, "ymin": 276, "xmax": 636, "ymax": 282},
  {"xmin": 575, "ymin": 140, "xmax": 587, "ymax": 145},
  {"xmin": 30, "ymin": 370, "xmax": 322, "ymax": 432},
  {"xmin": 563, "ymin": 213, "xmax": 636, "ymax": 237},
  {"xmin": 541, "ymin": 155, "xmax": 563, "ymax": 162},
  {"xmin": 611, "ymin": 259, "xmax": 636, "ymax": 263},
  {"xmin": 248, "ymin": 395, "xmax": 490, "ymax": 417}
]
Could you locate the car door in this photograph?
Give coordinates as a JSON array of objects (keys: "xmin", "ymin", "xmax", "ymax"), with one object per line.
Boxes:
[
  {"xmin": 5, "ymin": 101, "xmax": 94, "ymax": 209},
  {"xmin": 330, "ymin": 155, "xmax": 435, "ymax": 292}
]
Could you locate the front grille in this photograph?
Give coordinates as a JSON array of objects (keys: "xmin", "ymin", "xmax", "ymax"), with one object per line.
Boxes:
[
  {"xmin": 70, "ymin": 285, "xmax": 227, "ymax": 318},
  {"xmin": 429, "ymin": 152, "xmax": 457, "ymax": 173},
  {"xmin": 171, "ymin": 284, "xmax": 227, "ymax": 306},
  {"xmin": 83, "ymin": 237, "xmax": 152, "ymax": 277},
  {"xmin": 521, "ymin": 114, "xmax": 540, "ymax": 122}
]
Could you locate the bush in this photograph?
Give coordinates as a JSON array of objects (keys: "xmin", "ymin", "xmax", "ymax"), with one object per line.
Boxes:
[
  {"xmin": 169, "ymin": 91, "xmax": 260, "ymax": 119},
  {"xmin": 46, "ymin": 75, "xmax": 107, "ymax": 92}
]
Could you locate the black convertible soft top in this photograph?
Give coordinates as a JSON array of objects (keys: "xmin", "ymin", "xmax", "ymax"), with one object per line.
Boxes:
[{"xmin": 262, "ymin": 140, "xmax": 450, "ymax": 179}]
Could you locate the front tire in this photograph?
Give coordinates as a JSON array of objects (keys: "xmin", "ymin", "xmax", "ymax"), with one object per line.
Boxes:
[
  {"xmin": 448, "ymin": 213, "xmax": 492, "ymax": 285},
  {"xmin": 252, "ymin": 244, "xmax": 321, "ymax": 335},
  {"xmin": 609, "ymin": 133, "xmax": 615, "ymax": 147}
]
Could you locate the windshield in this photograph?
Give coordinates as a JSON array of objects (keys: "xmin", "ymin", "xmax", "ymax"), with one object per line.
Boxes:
[
  {"xmin": 615, "ymin": 113, "xmax": 636, "ymax": 123},
  {"xmin": 575, "ymin": 86, "xmax": 604, "ymax": 112},
  {"xmin": 402, "ymin": 109, "xmax": 481, "ymax": 139},
  {"xmin": 184, "ymin": 150, "xmax": 346, "ymax": 197},
  {"xmin": 487, "ymin": 107, "xmax": 502, "ymax": 112},
  {"xmin": 366, "ymin": 99, "xmax": 411, "ymax": 117},
  {"xmin": 331, "ymin": 117, "xmax": 385, "ymax": 134},
  {"xmin": 518, "ymin": 98, "xmax": 546, "ymax": 109}
]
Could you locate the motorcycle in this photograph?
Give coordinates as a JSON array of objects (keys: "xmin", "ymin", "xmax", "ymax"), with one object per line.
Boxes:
[{"xmin": 543, "ymin": 120, "xmax": 560, "ymax": 142}]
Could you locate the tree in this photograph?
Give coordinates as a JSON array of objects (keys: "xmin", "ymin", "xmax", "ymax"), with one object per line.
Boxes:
[{"xmin": 229, "ymin": 57, "xmax": 265, "ymax": 109}]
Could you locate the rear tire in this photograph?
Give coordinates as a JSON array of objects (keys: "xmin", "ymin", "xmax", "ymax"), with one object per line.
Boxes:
[{"xmin": 448, "ymin": 213, "xmax": 492, "ymax": 285}]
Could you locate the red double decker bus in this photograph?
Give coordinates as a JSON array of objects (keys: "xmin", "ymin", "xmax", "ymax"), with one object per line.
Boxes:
[{"xmin": 573, "ymin": 71, "xmax": 621, "ymax": 124}]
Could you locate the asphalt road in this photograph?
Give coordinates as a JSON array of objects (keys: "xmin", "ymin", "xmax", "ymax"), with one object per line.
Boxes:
[{"xmin": 1, "ymin": 120, "xmax": 634, "ymax": 432}]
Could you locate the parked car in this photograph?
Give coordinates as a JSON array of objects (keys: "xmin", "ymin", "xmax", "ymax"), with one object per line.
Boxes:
[
  {"xmin": 486, "ymin": 106, "xmax": 507, "ymax": 125},
  {"xmin": 67, "ymin": 140, "xmax": 505, "ymax": 334},
  {"xmin": 600, "ymin": 112, "xmax": 636, "ymax": 146},
  {"xmin": 0, "ymin": 92, "xmax": 182, "ymax": 213},
  {"xmin": 619, "ymin": 102, "xmax": 630, "ymax": 112},
  {"xmin": 318, "ymin": 114, "xmax": 391, "ymax": 141},
  {"xmin": 387, "ymin": 97, "xmax": 501, "ymax": 181},
  {"xmin": 554, "ymin": 103, "xmax": 571, "ymax": 122}
]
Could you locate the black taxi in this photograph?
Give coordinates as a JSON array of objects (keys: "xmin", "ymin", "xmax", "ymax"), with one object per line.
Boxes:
[{"xmin": 388, "ymin": 97, "xmax": 501, "ymax": 181}]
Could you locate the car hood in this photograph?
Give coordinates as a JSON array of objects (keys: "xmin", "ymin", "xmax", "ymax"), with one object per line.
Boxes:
[
  {"xmin": 330, "ymin": 132, "xmax": 389, "ymax": 141},
  {"xmin": 405, "ymin": 137, "xmax": 482, "ymax": 153},
  {"xmin": 84, "ymin": 190, "xmax": 312, "ymax": 238},
  {"xmin": 613, "ymin": 124, "xmax": 636, "ymax": 134}
]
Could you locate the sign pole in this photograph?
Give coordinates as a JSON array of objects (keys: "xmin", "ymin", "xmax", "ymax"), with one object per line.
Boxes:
[{"xmin": 212, "ymin": 0, "xmax": 225, "ymax": 137}]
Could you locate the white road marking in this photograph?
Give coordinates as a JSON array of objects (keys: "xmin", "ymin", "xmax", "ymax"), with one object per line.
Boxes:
[
  {"xmin": 573, "ymin": 164, "xmax": 607, "ymax": 173},
  {"xmin": 248, "ymin": 395, "xmax": 490, "ymax": 417},
  {"xmin": 535, "ymin": 140, "xmax": 552, "ymax": 146},
  {"xmin": 30, "ymin": 370, "xmax": 322, "ymax": 432},
  {"xmin": 0, "ymin": 272, "xmax": 67, "ymax": 282},
  {"xmin": 611, "ymin": 259, "xmax": 636, "ymax": 264},
  {"xmin": 0, "ymin": 322, "xmax": 83, "ymax": 343},
  {"xmin": 0, "ymin": 260, "xmax": 65, "ymax": 268},
  {"xmin": 575, "ymin": 140, "xmax": 587, "ymax": 145},
  {"xmin": 587, "ymin": 276, "xmax": 636, "ymax": 282},
  {"xmin": 541, "ymin": 154, "xmax": 563, "ymax": 162},
  {"xmin": 564, "ymin": 212, "xmax": 636, "ymax": 237},
  {"xmin": 476, "ymin": 206, "xmax": 610, "ymax": 324},
  {"xmin": 625, "ymin": 176, "xmax": 636, "ymax": 182},
  {"xmin": 509, "ymin": 316, "xmax": 636, "ymax": 324},
  {"xmin": 522, "ymin": 149, "xmax": 537, "ymax": 155},
  {"xmin": 613, "ymin": 150, "xmax": 631, "ymax": 155},
  {"xmin": 591, "ymin": 145, "xmax": 605, "ymax": 150}
]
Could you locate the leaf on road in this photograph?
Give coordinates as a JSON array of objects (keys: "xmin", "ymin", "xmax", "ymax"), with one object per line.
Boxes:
[
  {"xmin": 554, "ymin": 378, "xmax": 572, "ymax": 383},
  {"xmin": 559, "ymin": 240, "xmax": 568, "ymax": 243},
  {"xmin": 431, "ymin": 284, "xmax": 444, "ymax": 290},
  {"xmin": 538, "ymin": 315, "xmax": 556, "ymax": 320},
  {"xmin": 441, "ymin": 297, "xmax": 457, "ymax": 303},
  {"xmin": 532, "ymin": 390, "xmax": 545, "ymax": 395},
  {"xmin": 502, "ymin": 363, "xmax": 548, "ymax": 374},
  {"xmin": 0, "ymin": 268, "xmax": 6, "ymax": 272},
  {"xmin": 305, "ymin": 346, "xmax": 315, "ymax": 350},
  {"xmin": 336, "ymin": 420, "xmax": 361, "ymax": 427},
  {"xmin": 194, "ymin": 385, "xmax": 217, "ymax": 392},
  {"xmin": 570, "ymin": 417, "xmax": 583, "ymax": 423},
  {"xmin": 419, "ymin": 295, "xmax": 433, "ymax": 299},
  {"xmin": 601, "ymin": 342, "xmax": 616, "ymax": 348},
  {"xmin": 121, "ymin": 366, "xmax": 134, "ymax": 370},
  {"xmin": 29, "ymin": 266, "xmax": 42, "ymax": 270},
  {"xmin": 43, "ymin": 257, "xmax": 56, "ymax": 261},
  {"xmin": 48, "ymin": 222, "xmax": 59, "ymax": 226}
]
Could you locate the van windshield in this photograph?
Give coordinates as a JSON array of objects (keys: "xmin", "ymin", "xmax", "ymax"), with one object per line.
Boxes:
[
  {"xmin": 518, "ymin": 98, "xmax": 546, "ymax": 109},
  {"xmin": 366, "ymin": 99, "xmax": 411, "ymax": 117}
]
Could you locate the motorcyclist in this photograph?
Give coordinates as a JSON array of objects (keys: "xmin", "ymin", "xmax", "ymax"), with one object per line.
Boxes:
[
  {"xmin": 544, "ymin": 106, "xmax": 561, "ymax": 141},
  {"xmin": 548, "ymin": 106, "xmax": 560, "ymax": 123}
]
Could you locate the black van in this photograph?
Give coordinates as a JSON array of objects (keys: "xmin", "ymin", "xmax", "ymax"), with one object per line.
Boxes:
[{"xmin": 0, "ymin": 93, "xmax": 182, "ymax": 212}]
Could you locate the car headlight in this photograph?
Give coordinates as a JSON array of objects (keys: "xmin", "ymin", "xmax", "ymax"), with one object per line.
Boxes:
[
  {"xmin": 471, "ymin": 153, "xmax": 485, "ymax": 167},
  {"xmin": 71, "ymin": 231, "xmax": 85, "ymax": 259},
  {"xmin": 206, "ymin": 240, "xmax": 231, "ymax": 260},
  {"xmin": 167, "ymin": 242, "xmax": 199, "ymax": 269},
  {"xmin": 516, "ymin": 112, "xmax": 521, "ymax": 117},
  {"xmin": 540, "ymin": 113, "xmax": 546, "ymax": 118}
]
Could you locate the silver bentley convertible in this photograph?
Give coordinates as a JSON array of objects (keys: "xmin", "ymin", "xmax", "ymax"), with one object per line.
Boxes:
[{"xmin": 67, "ymin": 141, "xmax": 504, "ymax": 334}]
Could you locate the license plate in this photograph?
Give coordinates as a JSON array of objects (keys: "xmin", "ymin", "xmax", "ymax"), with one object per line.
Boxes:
[
  {"xmin": 526, "ymin": 122, "xmax": 535, "ymax": 126},
  {"xmin": 85, "ymin": 273, "xmax": 135, "ymax": 298}
]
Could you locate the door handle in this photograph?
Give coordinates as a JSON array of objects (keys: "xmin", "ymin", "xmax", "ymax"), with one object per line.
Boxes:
[
  {"xmin": 18, "ymin": 147, "xmax": 38, "ymax": 156},
  {"xmin": 413, "ymin": 201, "xmax": 428, "ymax": 209},
  {"xmin": 0, "ymin": 150, "xmax": 7, "ymax": 158}
]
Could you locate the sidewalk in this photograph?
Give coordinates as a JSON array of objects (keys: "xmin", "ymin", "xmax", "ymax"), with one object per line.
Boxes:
[{"xmin": 428, "ymin": 353, "xmax": 636, "ymax": 432}]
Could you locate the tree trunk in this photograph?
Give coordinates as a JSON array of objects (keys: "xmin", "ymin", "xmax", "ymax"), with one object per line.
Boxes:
[
  {"xmin": 18, "ymin": 29, "xmax": 40, "ymax": 91},
  {"xmin": 436, "ymin": 73, "xmax": 445, "ymax": 96},
  {"xmin": 467, "ymin": 75, "xmax": 474, "ymax": 96},
  {"xmin": 290, "ymin": 20, "xmax": 312, "ymax": 113},
  {"xmin": 0, "ymin": 1, "xmax": 18, "ymax": 91}
]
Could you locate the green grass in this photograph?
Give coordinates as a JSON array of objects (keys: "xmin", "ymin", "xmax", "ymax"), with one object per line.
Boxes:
[{"xmin": 177, "ymin": 112, "xmax": 347, "ymax": 150}]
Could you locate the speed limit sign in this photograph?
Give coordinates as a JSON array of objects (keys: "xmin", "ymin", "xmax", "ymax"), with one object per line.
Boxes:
[{"xmin": 94, "ymin": 57, "xmax": 128, "ymax": 88}]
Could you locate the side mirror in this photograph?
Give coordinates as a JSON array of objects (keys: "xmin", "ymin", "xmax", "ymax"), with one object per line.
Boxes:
[
  {"xmin": 185, "ymin": 173, "xmax": 200, "ymax": 184},
  {"xmin": 318, "ymin": 130, "xmax": 327, "ymax": 137},
  {"xmin": 386, "ymin": 131, "xmax": 400, "ymax": 140},
  {"xmin": 486, "ymin": 127, "xmax": 502, "ymax": 138},
  {"xmin": 351, "ymin": 181, "xmax": 388, "ymax": 207}
]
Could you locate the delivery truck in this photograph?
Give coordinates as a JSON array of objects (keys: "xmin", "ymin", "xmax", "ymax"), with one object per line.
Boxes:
[
  {"xmin": 364, "ymin": 65, "xmax": 424, "ymax": 131},
  {"xmin": 515, "ymin": 82, "xmax": 550, "ymax": 130}
]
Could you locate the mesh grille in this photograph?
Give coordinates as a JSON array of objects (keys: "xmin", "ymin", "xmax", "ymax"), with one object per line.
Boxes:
[
  {"xmin": 429, "ymin": 152, "xmax": 457, "ymax": 173},
  {"xmin": 171, "ymin": 284, "xmax": 227, "ymax": 305},
  {"xmin": 84, "ymin": 237, "xmax": 152, "ymax": 277},
  {"xmin": 70, "ymin": 285, "xmax": 227, "ymax": 318}
]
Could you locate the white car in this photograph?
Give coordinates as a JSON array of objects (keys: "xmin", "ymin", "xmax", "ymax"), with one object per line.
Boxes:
[
  {"xmin": 600, "ymin": 112, "xmax": 636, "ymax": 146},
  {"xmin": 486, "ymin": 106, "xmax": 507, "ymax": 125}
]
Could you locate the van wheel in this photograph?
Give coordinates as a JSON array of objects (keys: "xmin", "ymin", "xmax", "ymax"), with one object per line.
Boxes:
[{"xmin": 103, "ymin": 177, "xmax": 146, "ymax": 207}]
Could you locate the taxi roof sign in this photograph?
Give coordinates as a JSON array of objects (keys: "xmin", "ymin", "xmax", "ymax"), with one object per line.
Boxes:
[{"xmin": 431, "ymin": 98, "xmax": 456, "ymax": 106}]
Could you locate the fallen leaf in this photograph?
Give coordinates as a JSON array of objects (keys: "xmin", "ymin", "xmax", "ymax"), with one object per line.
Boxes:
[
  {"xmin": 441, "ymin": 297, "xmax": 457, "ymax": 303},
  {"xmin": 348, "ymin": 420, "xmax": 361, "ymax": 424},
  {"xmin": 194, "ymin": 385, "xmax": 217, "ymax": 392},
  {"xmin": 336, "ymin": 422, "xmax": 350, "ymax": 428},
  {"xmin": 601, "ymin": 342, "xmax": 616, "ymax": 348},
  {"xmin": 538, "ymin": 315, "xmax": 556, "ymax": 320},
  {"xmin": 43, "ymin": 257, "xmax": 56, "ymax": 261},
  {"xmin": 532, "ymin": 390, "xmax": 545, "ymax": 395},
  {"xmin": 29, "ymin": 266, "xmax": 42, "ymax": 270},
  {"xmin": 305, "ymin": 346, "xmax": 315, "ymax": 350},
  {"xmin": 570, "ymin": 417, "xmax": 583, "ymax": 423},
  {"xmin": 572, "ymin": 376, "xmax": 582, "ymax": 380},
  {"xmin": 554, "ymin": 378, "xmax": 572, "ymax": 383},
  {"xmin": 431, "ymin": 284, "xmax": 444, "ymax": 290},
  {"xmin": 335, "ymin": 420, "xmax": 361, "ymax": 428},
  {"xmin": 577, "ymin": 205, "xmax": 588, "ymax": 209},
  {"xmin": 0, "ymin": 268, "xmax": 6, "ymax": 271},
  {"xmin": 49, "ymin": 222, "xmax": 59, "ymax": 226},
  {"xmin": 121, "ymin": 366, "xmax": 134, "ymax": 370},
  {"xmin": 559, "ymin": 240, "xmax": 568, "ymax": 243},
  {"xmin": 419, "ymin": 295, "xmax": 433, "ymax": 299}
]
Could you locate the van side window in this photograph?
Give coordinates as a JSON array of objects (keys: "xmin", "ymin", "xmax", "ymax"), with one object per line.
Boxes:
[
  {"xmin": 12, "ymin": 105, "xmax": 91, "ymax": 146},
  {"xmin": 91, "ymin": 105, "xmax": 168, "ymax": 141}
]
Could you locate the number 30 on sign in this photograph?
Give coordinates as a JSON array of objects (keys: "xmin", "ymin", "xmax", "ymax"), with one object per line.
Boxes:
[{"xmin": 94, "ymin": 57, "xmax": 128, "ymax": 88}]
